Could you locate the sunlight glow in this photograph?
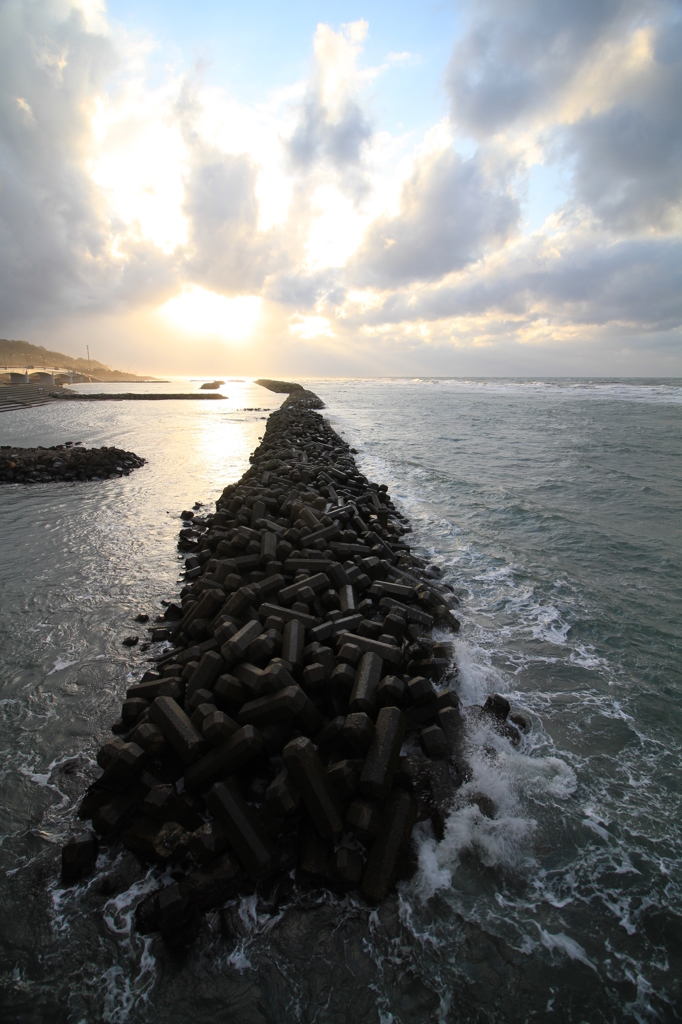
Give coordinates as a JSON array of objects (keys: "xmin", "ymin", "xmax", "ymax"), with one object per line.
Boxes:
[
  {"xmin": 290, "ymin": 315, "xmax": 334, "ymax": 339},
  {"xmin": 91, "ymin": 94, "xmax": 188, "ymax": 254},
  {"xmin": 306, "ymin": 186, "xmax": 365, "ymax": 270},
  {"xmin": 160, "ymin": 286, "xmax": 262, "ymax": 341}
]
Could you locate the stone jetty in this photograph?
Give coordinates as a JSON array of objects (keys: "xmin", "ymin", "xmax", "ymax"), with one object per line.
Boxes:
[
  {"xmin": 54, "ymin": 391, "xmax": 227, "ymax": 402},
  {"xmin": 0, "ymin": 443, "xmax": 145, "ymax": 484},
  {"xmin": 67, "ymin": 383, "xmax": 524, "ymax": 944}
]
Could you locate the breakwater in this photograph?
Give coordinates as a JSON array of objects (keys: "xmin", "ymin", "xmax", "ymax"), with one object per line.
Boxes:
[
  {"xmin": 55, "ymin": 392, "xmax": 228, "ymax": 402},
  {"xmin": 0, "ymin": 443, "xmax": 146, "ymax": 483},
  {"xmin": 69, "ymin": 383, "xmax": 526, "ymax": 946}
]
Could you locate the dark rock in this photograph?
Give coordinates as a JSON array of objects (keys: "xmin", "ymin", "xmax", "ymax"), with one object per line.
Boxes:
[
  {"xmin": 157, "ymin": 882, "xmax": 200, "ymax": 945},
  {"xmin": 420, "ymin": 724, "xmax": 449, "ymax": 759},
  {"xmin": 61, "ymin": 833, "xmax": 99, "ymax": 885},
  {"xmin": 283, "ymin": 736, "xmax": 344, "ymax": 839},
  {"xmin": 341, "ymin": 712, "xmax": 375, "ymax": 752},
  {"xmin": 346, "ymin": 799, "xmax": 381, "ymax": 842},
  {"xmin": 509, "ymin": 711, "xmax": 530, "ymax": 733},
  {"xmin": 188, "ymin": 851, "xmax": 242, "ymax": 908},
  {"xmin": 361, "ymin": 789, "xmax": 417, "ymax": 902},
  {"xmin": 205, "ymin": 782, "xmax": 275, "ymax": 879},
  {"xmin": 184, "ymin": 724, "xmax": 262, "ymax": 794},
  {"xmin": 264, "ymin": 768, "xmax": 301, "ymax": 816},
  {"xmin": 484, "ymin": 693, "xmax": 511, "ymax": 721},
  {"xmin": 149, "ymin": 696, "xmax": 207, "ymax": 764},
  {"xmin": 349, "ymin": 652, "xmax": 383, "ymax": 714},
  {"xmin": 359, "ymin": 706, "xmax": 405, "ymax": 801}
]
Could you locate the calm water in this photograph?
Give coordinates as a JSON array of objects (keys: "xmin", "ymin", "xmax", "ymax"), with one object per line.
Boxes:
[{"xmin": 1, "ymin": 377, "xmax": 680, "ymax": 1023}]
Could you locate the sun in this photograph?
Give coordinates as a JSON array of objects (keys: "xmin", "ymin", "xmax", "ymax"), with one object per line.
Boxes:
[{"xmin": 160, "ymin": 286, "xmax": 262, "ymax": 342}]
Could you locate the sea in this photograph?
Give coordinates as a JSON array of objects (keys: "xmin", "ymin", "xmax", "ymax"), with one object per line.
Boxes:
[{"xmin": 0, "ymin": 377, "xmax": 680, "ymax": 1024}]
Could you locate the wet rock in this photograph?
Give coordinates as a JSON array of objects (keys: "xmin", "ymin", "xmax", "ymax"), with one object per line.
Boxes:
[
  {"xmin": 361, "ymin": 789, "xmax": 417, "ymax": 903},
  {"xmin": 360, "ymin": 706, "xmax": 405, "ymax": 801},
  {"xmin": 346, "ymin": 799, "xmax": 381, "ymax": 843},
  {"xmin": 61, "ymin": 833, "xmax": 99, "ymax": 885},
  {"xmin": 341, "ymin": 712, "xmax": 375, "ymax": 753},
  {"xmin": 349, "ymin": 652, "xmax": 383, "ymax": 714},
  {"xmin": 509, "ymin": 711, "xmax": 530, "ymax": 733},
  {"xmin": 149, "ymin": 696, "xmax": 207, "ymax": 764},
  {"xmin": 283, "ymin": 736, "xmax": 344, "ymax": 838},
  {"xmin": 184, "ymin": 724, "xmax": 262, "ymax": 794},
  {"xmin": 157, "ymin": 882, "xmax": 200, "ymax": 946},
  {"xmin": 154, "ymin": 822, "xmax": 191, "ymax": 861},
  {"xmin": 205, "ymin": 782, "xmax": 275, "ymax": 879},
  {"xmin": 484, "ymin": 693, "xmax": 511, "ymax": 721},
  {"xmin": 330, "ymin": 846, "xmax": 364, "ymax": 887},
  {"xmin": 0, "ymin": 445, "xmax": 146, "ymax": 486},
  {"xmin": 264, "ymin": 768, "xmax": 301, "ymax": 817},
  {"xmin": 100, "ymin": 741, "xmax": 146, "ymax": 788},
  {"xmin": 188, "ymin": 851, "xmax": 242, "ymax": 909}
]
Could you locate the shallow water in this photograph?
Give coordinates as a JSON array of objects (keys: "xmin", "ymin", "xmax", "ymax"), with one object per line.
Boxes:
[{"xmin": 1, "ymin": 377, "xmax": 680, "ymax": 1023}]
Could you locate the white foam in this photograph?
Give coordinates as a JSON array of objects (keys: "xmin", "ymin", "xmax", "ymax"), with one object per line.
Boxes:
[
  {"xmin": 529, "ymin": 605, "xmax": 570, "ymax": 646},
  {"xmin": 410, "ymin": 707, "xmax": 576, "ymax": 906},
  {"xmin": 227, "ymin": 949, "xmax": 253, "ymax": 972},
  {"xmin": 47, "ymin": 656, "xmax": 78, "ymax": 675},
  {"xmin": 453, "ymin": 638, "xmax": 511, "ymax": 707},
  {"xmin": 535, "ymin": 925, "xmax": 597, "ymax": 971}
]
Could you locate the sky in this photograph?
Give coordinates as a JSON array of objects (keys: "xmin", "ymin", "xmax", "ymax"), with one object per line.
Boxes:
[{"xmin": 0, "ymin": 0, "xmax": 681, "ymax": 376}]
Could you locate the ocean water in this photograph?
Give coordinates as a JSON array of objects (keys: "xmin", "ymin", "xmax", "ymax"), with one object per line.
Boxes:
[{"xmin": 0, "ymin": 377, "xmax": 680, "ymax": 1023}]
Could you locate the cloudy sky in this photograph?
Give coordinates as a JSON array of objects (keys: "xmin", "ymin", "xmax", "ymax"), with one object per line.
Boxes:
[{"xmin": 1, "ymin": 0, "xmax": 681, "ymax": 375}]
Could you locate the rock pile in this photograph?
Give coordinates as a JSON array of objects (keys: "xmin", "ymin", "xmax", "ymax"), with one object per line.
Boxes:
[
  {"xmin": 255, "ymin": 378, "xmax": 303, "ymax": 393},
  {"xmin": 54, "ymin": 392, "xmax": 227, "ymax": 402},
  {"xmin": 69, "ymin": 385, "xmax": 525, "ymax": 944},
  {"xmin": 0, "ymin": 443, "xmax": 146, "ymax": 484}
]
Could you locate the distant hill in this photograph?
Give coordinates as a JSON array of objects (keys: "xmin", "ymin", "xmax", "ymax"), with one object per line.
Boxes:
[{"xmin": 0, "ymin": 338, "xmax": 158, "ymax": 382}]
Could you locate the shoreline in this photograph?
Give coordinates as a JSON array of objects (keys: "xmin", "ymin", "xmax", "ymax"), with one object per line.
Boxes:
[{"xmin": 67, "ymin": 382, "xmax": 525, "ymax": 944}]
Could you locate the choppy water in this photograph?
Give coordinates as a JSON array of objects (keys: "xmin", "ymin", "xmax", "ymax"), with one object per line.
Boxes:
[{"xmin": 1, "ymin": 377, "xmax": 681, "ymax": 1023}]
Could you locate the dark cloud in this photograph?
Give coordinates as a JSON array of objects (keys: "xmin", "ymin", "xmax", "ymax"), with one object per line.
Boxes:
[
  {"xmin": 0, "ymin": 0, "xmax": 117, "ymax": 325},
  {"xmin": 564, "ymin": 20, "xmax": 682, "ymax": 231},
  {"xmin": 445, "ymin": 0, "xmax": 641, "ymax": 136},
  {"xmin": 350, "ymin": 148, "xmax": 519, "ymax": 287},
  {"xmin": 264, "ymin": 269, "xmax": 343, "ymax": 309},
  {"xmin": 287, "ymin": 97, "xmax": 372, "ymax": 171},
  {"xmin": 345, "ymin": 236, "xmax": 682, "ymax": 334},
  {"xmin": 445, "ymin": 0, "xmax": 682, "ymax": 234}
]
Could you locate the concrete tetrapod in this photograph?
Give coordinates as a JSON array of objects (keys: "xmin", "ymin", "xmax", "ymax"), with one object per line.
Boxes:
[
  {"xmin": 361, "ymin": 788, "xmax": 417, "ymax": 902},
  {"xmin": 205, "ymin": 782, "xmax": 275, "ymax": 880},
  {"xmin": 283, "ymin": 736, "xmax": 345, "ymax": 839}
]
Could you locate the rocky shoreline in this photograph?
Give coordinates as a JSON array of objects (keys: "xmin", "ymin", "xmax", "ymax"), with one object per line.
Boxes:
[
  {"xmin": 64, "ymin": 383, "xmax": 526, "ymax": 946},
  {"xmin": 0, "ymin": 443, "xmax": 146, "ymax": 484}
]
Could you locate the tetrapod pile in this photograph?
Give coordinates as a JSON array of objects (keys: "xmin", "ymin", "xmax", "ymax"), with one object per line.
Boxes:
[{"xmin": 65, "ymin": 385, "xmax": 520, "ymax": 945}]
